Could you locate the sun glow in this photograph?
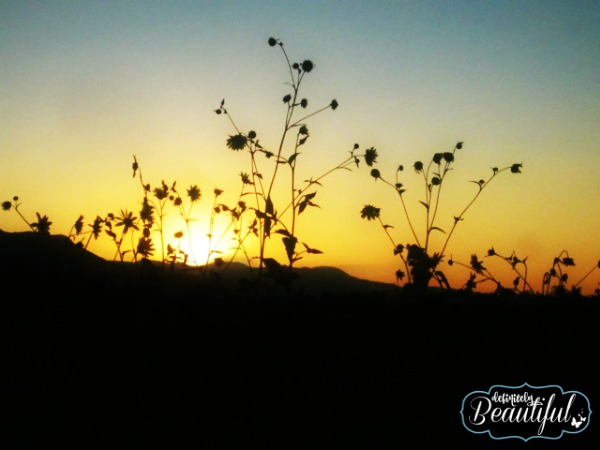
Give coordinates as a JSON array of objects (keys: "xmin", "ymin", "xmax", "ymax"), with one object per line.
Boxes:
[{"xmin": 163, "ymin": 231, "xmax": 225, "ymax": 267}]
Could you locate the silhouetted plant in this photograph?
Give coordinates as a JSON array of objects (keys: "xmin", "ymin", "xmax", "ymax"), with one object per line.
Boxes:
[
  {"xmin": 541, "ymin": 252, "xmax": 600, "ymax": 296},
  {"xmin": 133, "ymin": 155, "xmax": 194, "ymax": 266},
  {"xmin": 450, "ymin": 249, "xmax": 599, "ymax": 296},
  {"xmin": 68, "ymin": 214, "xmax": 85, "ymax": 244},
  {"xmin": 106, "ymin": 209, "xmax": 140, "ymax": 262},
  {"xmin": 361, "ymin": 142, "xmax": 522, "ymax": 293},
  {"xmin": 216, "ymin": 37, "xmax": 373, "ymax": 287},
  {"xmin": 448, "ymin": 248, "xmax": 533, "ymax": 294},
  {"xmin": 2, "ymin": 196, "xmax": 52, "ymax": 234},
  {"xmin": 131, "ymin": 156, "xmax": 257, "ymax": 278},
  {"xmin": 167, "ymin": 231, "xmax": 187, "ymax": 267}
]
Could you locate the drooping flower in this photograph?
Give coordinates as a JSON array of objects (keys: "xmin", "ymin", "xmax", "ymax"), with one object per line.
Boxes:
[
  {"xmin": 73, "ymin": 215, "xmax": 84, "ymax": 235},
  {"xmin": 511, "ymin": 163, "xmax": 523, "ymax": 173},
  {"xmin": 364, "ymin": 147, "xmax": 378, "ymax": 167},
  {"xmin": 470, "ymin": 254, "xmax": 486, "ymax": 274}
]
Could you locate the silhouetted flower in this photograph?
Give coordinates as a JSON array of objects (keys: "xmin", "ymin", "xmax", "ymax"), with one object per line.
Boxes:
[
  {"xmin": 360, "ymin": 204, "xmax": 380, "ymax": 221},
  {"xmin": 214, "ymin": 188, "xmax": 223, "ymax": 197},
  {"xmin": 73, "ymin": 215, "xmax": 84, "ymax": 235},
  {"xmin": 395, "ymin": 270, "xmax": 405, "ymax": 281},
  {"xmin": 2, "ymin": 201, "xmax": 11, "ymax": 211},
  {"xmin": 443, "ymin": 152, "xmax": 454, "ymax": 163},
  {"xmin": 248, "ymin": 130, "xmax": 257, "ymax": 139},
  {"xmin": 330, "ymin": 99, "xmax": 338, "ymax": 110},
  {"xmin": 283, "ymin": 94, "xmax": 292, "ymax": 103},
  {"xmin": 487, "ymin": 247, "xmax": 496, "ymax": 256},
  {"xmin": 268, "ymin": 37, "xmax": 277, "ymax": 47},
  {"xmin": 132, "ymin": 157, "xmax": 139, "ymax": 178},
  {"xmin": 137, "ymin": 236, "xmax": 155, "ymax": 258},
  {"xmin": 301, "ymin": 60, "xmax": 314, "ymax": 72},
  {"xmin": 433, "ymin": 153, "xmax": 443, "ymax": 164},
  {"xmin": 394, "ymin": 244, "xmax": 404, "ymax": 255},
  {"xmin": 173, "ymin": 197, "xmax": 182, "ymax": 207},
  {"xmin": 187, "ymin": 185, "xmax": 201, "ymax": 202},
  {"xmin": 431, "ymin": 176, "xmax": 441, "ymax": 186},
  {"xmin": 300, "ymin": 98, "xmax": 308, "ymax": 108},
  {"xmin": 140, "ymin": 198, "xmax": 154, "ymax": 223},
  {"xmin": 174, "ymin": 231, "xmax": 184, "ymax": 239},
  {"xmin": 456, "ymin": 141, "xmax": 463, "ymax": 150},
  {"xmin": 370, "ymin": 169, "xmax": 380, "ymax": 179},
  {"xmin": 153, "ymin": 182, "xmax": 169, "ymax": 200},
  {"xmin": 465, "ymin": 273, "xmax": 477, "ymax": 291},
  {"xmin": 115, "ymin": 209, "xmax": 139, "ymax": 235},
  {"xmin": 470, "ymin": 254, "xmax": 485, "ymax": 274},
  {"xmin": 240, "ymin": 172, "xmax": 252, "ymax": 185},
  {"xmin": 511, "ymin": 163, "xmax": 523, "ymax": 173},
  {"xmin": 299, "ymin": 125, "xmax": 309, "ymax": 135},
  {"xmin": 397, "ymin": 165, "xmax": 404, "ymax": 172},
  {"xmin": 562, "ymin": 257, "xmax": 575, "ymax": 266},
  {"xmin": 413, "ymin": 161, "xmax": 423, "ymax": 173},
  {"xmin": 226, "ymin": 134, "xmax": 247, "ymax": 151},
  {"xmin": 364, "ymin": 147, "xmax": 378, "ymax": 167},
  {"xmin": 31, "ymin": 213, "xmax": 52, "ymax": 235}
]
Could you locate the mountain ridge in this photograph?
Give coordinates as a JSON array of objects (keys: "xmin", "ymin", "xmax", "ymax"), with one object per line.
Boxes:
[{"xmin": 0, "ymin": 229, "xmax": 396, "ymax": 299}]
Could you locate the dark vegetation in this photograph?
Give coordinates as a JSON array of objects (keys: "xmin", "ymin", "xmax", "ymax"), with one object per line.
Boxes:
[{"xmin": 1, "ymin": 230, "xmax": 599, "ymax": 449}]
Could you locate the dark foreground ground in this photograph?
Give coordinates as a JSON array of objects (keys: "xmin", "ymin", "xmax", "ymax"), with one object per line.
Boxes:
[{"xmin": 1, "ymin": 232, "xmax": 598, "ymax": 449}]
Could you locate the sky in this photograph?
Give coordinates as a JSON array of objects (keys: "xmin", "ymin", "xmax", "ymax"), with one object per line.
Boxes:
[{"xmin": 1, "ymin": 0, "xmax": 599, "ymax": 294}]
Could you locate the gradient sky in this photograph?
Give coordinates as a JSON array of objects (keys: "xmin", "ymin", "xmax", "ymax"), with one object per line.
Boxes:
[{"xmin": 1, "ymin": 0, "xmax": 599, "ymax": 294}]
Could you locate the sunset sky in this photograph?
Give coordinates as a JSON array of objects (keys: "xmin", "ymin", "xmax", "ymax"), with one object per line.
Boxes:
[{"xmin": 1, "ymin": 1, "xmax": 599, "ymax": 294}]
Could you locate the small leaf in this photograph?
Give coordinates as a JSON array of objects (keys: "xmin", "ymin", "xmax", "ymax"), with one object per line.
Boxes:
[
  {"xmin": 419, "ymin": 201, "xmax": 429, "ymax": 210},
  {"xmin": 288, "ymin": 152, "xmax": 300, "ymax": 166},
  {"xmin": 302, "ymin": 242, "xmax": 323, "ymax": 254}
]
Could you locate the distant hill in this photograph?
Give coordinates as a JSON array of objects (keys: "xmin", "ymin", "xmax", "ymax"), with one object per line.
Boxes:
[{"xmin": 0, "ymin": 230, "xmax": 397, "ymax": 299}]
